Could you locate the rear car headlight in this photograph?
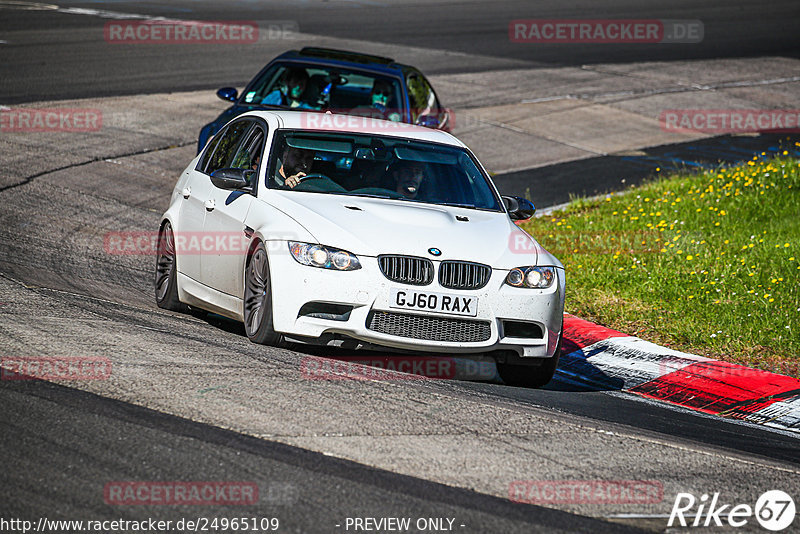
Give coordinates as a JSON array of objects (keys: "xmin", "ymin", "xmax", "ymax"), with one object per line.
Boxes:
[
  {"xmin": 505, "ymin": 266, "xmax": 555, "ymax": 288},
  {"xmin": 288, "ymin": 242, "xmax": 361, "ymax": 271}
]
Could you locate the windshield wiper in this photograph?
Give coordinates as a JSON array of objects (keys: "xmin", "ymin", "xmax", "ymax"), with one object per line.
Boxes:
[
  {"xmin": 349, "ymin": 193, "xmax": 397, "ymax": 199},
  {"xmin": 439, "ymin": 202, "xmax": 476, "ymax": 209},
  {"xmin": 244, "ymin": 103, "xmax": 286, "ymax": 110}
]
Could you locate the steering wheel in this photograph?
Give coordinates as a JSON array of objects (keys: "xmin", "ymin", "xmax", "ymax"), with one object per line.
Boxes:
[{"xmin": 296, "ymin": 173, "xmax": 329, "ymax": 183}]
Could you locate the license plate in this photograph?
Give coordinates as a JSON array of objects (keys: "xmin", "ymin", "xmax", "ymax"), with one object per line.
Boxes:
[{"xmin": 389, "ymin": 288, "xmax": 478, "ymax": 317}]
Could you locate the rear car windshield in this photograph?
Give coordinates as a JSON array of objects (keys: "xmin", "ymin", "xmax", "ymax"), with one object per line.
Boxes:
[{"xmin": 241, "ymin": 62, "xmax": 404, "ymax": 118}]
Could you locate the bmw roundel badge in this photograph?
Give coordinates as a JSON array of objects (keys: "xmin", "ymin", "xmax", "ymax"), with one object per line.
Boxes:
[{"xmin": 428, "ymin": 247, "xmax": 442, "ymax": 256}]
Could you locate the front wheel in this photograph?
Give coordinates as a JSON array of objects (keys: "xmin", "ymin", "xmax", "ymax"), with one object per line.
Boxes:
[
  {"xmin": 497, "ymin": 333, "xmax": 562, "ymax": 388},
  {"xmin": 154, "ymin": 221, "xmax": 185, "ymax": 311},
  {"xmin": 243, "ymin": 242, "xmax": 286, "ymax": 347}
]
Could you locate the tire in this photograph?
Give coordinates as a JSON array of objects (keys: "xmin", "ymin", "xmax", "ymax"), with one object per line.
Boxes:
[
  {"xmin": 243, "ymin": 242, "xmax": 286, "ymax": 347},
  {"xmin": 154, "ymin": 221, "xmax": 185, "ymax": 311},
  {"xmin": 497, "ymin": 333, "xmax": 562, "ymax": 388}
]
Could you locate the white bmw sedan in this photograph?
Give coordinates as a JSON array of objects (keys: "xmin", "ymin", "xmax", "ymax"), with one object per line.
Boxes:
[{"xmin": 156, "ymin": 111, "xmax": 565, "ymax": 386}]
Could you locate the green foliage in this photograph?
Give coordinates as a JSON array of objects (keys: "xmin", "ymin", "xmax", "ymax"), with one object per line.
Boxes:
[{"xmin": 522, "ymin": 149, "xmax": 800, "ymax": 374}]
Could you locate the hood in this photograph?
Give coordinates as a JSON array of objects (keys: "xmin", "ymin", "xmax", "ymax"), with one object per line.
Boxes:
[{"xmin": 265, "ymin": 192, "xmax": 549, "ymax": 269}]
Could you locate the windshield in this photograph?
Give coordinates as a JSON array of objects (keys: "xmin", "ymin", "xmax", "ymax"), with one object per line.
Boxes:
[
  {"xmin": 241, "ymin": 62, "xmax": 404, "ymax": 121},
  {"xmin": 266, "ymin": 130, "xmax": 503, "ymax": 211}
]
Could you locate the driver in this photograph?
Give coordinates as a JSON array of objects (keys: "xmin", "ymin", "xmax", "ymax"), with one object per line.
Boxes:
[
  {"xmin": 274, "ymin": 145, "xmax": 315, "ymax": 189},
  {"xmin": 261, "ymin": 68, "xmax": 314, "ymax": 109},
  {"xmin": 388, "ymin": 160, "xmax": 426, "ymax": 199}
]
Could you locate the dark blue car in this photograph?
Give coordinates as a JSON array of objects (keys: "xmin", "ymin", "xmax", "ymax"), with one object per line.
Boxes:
[{"xmin": 197, "ymin": 47, "xmax": 452, "ymax": 153}]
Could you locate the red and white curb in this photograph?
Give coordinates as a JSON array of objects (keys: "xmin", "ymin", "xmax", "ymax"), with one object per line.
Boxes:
[{"xmin": 559, "ymin": 314, "xmax": 800, "ymax": 433}]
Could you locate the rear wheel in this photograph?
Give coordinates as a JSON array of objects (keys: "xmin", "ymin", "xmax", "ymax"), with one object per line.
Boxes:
[
  {"xmin": 497, "ymin": 333, "xmax": 562, "ymax": 388},
  {"xmin": 154, "ymin": 221, "xmax": 185, "ymax": 311},
  {"xmin": 243, "ymin": 242, "xmax": 286, "ymax": 347}
]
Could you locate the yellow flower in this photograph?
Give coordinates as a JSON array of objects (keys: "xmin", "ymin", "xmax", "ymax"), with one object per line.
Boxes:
[{"xmin": 686, "ymin": 255, "xmax": 693, "ymax": 260}]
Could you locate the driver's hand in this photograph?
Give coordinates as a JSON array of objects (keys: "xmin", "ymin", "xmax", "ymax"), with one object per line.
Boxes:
[{"xmin": 285, "ymin": 172, "xmax": 306, "ymax": 188}]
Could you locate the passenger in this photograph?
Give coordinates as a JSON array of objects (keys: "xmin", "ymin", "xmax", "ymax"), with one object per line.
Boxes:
[
  {"xmin": 273, "ymin": 145, "xmax": 315, "ymax": 189},
  {"xmin": 388, "ymin": 160, "xmax": 426, "ymax": 199},
  {"xmin": 261, "ymin": 68, "xmax": 313, "ymax": 109},
  {"xmin": 232, "ymin": 149, "xmax": 261, "ymax": 171}
]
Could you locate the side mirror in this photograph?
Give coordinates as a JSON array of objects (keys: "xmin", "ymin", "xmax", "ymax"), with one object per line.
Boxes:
[
  {"xmin": 416, "ymin": 114, "xmax": 440, "ymax": 128},
  {"xmin": 216, "ymin": 87, "xmax": 238, "ymax": 102},
  {"xmin": 210, "ymin": 168, "xmax": 254, "ymax": 190},
  {"xmin": 502, "ymin": 195, "xmax": 536, "ymax": 221}
]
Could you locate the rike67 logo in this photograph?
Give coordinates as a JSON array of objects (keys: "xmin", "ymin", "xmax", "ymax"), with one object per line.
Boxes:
[{"xmin": 669, "ymin": 490, "xmax": 795, "ymax": 531}]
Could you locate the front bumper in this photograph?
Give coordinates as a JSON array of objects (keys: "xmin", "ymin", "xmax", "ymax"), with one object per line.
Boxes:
[{"xmin": 267, "ymin": 246, "xmax": 565, "ymax": 358}]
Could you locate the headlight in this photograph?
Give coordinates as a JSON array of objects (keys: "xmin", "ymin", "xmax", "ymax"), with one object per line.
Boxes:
[
  {"xmin": 505, "ymin": 266, "xmax": 555, "ymax": 288},
  {"xmin": 288, "ymin": 242, "xmax": 361, "ymax": 271}
]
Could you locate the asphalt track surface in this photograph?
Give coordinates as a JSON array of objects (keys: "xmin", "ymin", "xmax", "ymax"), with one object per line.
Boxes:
[
  {"xmin": 1, "ymin": 381, "xmax": 638, "ymax": 534},
  {"xmin": 2, "ymin": 2, "xmax": 800, "ymax": 533},
  {"xmin": 1, "ymin": 0, "xmax": 799, "ymax": 103}
]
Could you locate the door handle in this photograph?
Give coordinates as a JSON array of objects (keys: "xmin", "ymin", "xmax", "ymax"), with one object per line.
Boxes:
[
  {"xmin": 182, "ymin": 187, "xmax": 191, "ymax": 199},
  {"xmin": 204, "ymin": 199, "xmax": 215, "ymax": 212}
]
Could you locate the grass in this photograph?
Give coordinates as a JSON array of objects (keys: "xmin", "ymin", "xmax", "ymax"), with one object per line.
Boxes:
[{"xmin": 520, "ymin": 146, "xmax": 800, "ymax": 376}]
